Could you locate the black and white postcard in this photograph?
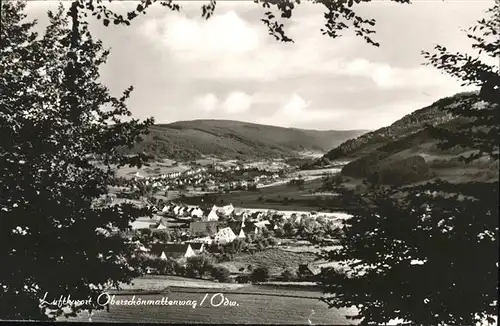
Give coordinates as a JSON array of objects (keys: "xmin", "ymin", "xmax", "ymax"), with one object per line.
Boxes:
[{"xmin": 1, "ymin": 0, "xmax": 498, "ymax": 324}]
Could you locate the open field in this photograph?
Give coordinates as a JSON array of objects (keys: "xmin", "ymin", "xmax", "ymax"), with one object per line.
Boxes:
[
  {"xmin": 290, "ymin": 167, "xmax": 342, "ymax": 178},
  {"xmin": 66, "ymin": 291, "xmax": 358, "ymax": 324},
  {"xmin": 65, "ymin": 274, "xmax": 360, "ymax": 324},
  {"xmin": 297, "ymin": 151, "xmax": 324, "ymax": 158},
  {"xmin": 115, "ymin": 276, "xmax": 324, "ymax": 296},
  {"xmin": 257, "ymin": 167, "xmax": 341, "ymax": 188},
  {"xmin": 64, "ymin": 274, "xmax": 496, "ymax": 325},
  {"xmin": 183, "ymin": 179, "xmax": 347, "ymax": 212}
]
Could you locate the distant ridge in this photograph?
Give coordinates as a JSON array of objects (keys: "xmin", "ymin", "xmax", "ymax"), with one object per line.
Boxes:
[{"xmin": 125, "ymin": 119, "xmax": 368, "ymax": 161}]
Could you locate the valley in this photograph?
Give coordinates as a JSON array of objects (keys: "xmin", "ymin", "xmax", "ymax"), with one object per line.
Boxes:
[{"xmin": 83, "ymin": 91, "xmax": 497, "ymax": 324}]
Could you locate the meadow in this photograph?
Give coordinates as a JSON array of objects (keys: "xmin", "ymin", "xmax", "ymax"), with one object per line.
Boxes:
[
  {"xmin": 218, "ymin": 248, "xmax": 317, "ymax": 275},
  {"xmin": 184, "ymin": 179, "xmax": 346, "ymax": 212}
]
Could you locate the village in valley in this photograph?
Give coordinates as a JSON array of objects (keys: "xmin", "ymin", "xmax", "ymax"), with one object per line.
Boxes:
[
  {"xmin": 3, "ymin": 0, "xmax": 498, "ymax": 323},
  {"xmin": 101, "ymin": 157, "xmax": 349, "ymax": 285}
]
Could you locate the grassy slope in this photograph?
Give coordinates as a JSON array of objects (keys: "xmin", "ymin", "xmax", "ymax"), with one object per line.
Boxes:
[
  {"xmin": 219, "ymin": 248, "xmax": 317, "ymax": 275},
  {"xmin": 126, "ymin": 119, "xmax": 368, "ymax": 161}
]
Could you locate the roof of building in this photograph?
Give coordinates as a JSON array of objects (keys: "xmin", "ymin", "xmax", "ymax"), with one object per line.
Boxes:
[
  {"xmin": 189, "ymin": 243, "xmax": 205, "ymax": 251},
  {"xmin": 299, "ymin": 263, "xmax": 322, "ymax": 275},
  {"xmin": 227, "ymin": 221, "xmax": 243, "ymax": 235},
  {"xmin": 215, "ymin": 227, "xmax": 236, "ymax": 239},
  {"xmin": 254, "ymin": 220, "xmax": 271, "ymax": 228},
  {"xmin": 150, "ymin": 243, "xmax": 191, "ymax": 258}
]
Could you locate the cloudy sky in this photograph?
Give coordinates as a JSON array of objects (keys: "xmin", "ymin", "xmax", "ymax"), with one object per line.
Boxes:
[{"xmin": 26, "ymin": 0, "xmax": 493, "ymax": 130}]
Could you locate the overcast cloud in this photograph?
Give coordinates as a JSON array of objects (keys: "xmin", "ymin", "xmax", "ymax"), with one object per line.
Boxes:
[{"xmin": 25, "ymin": 0, "xmax": 493, "ymax": 130}]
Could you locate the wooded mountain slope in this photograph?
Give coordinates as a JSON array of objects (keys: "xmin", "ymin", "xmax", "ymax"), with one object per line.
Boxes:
[
  {"xmin": 126, "ymin": 119, "xmax": 368, "ymax": 161},
  {"xmin": 314, "ymin": 91, "xmax": 479, "ymax": 167},
  {"xmin": 316, "ymin": 91, "xmax": 498, "ymax": 185}
]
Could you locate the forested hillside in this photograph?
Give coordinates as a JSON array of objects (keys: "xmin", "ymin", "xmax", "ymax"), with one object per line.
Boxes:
[{"xmin": 124, "ymin": 119, "xmax": 367, "ymax": 160}]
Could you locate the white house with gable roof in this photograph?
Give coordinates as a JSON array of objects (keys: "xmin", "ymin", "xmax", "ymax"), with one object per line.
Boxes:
[
  {"xmin": 218, "ymin": 203, "xmax": 235, "ymax": 216},
  {"xmin": 206, "ymin": 206, "xmax": 220, "ymax": 221},
  {"xmin": 192, "ymin": 208, "xmax": 204, "ymax": 218},
  {"xmin": 213, "ymin": 227, "xmax": 237, "ymax": 245}
]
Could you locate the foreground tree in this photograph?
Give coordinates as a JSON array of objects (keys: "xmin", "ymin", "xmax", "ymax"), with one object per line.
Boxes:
[
  {"xmin": 0, "ymin": 1, "xmax": 153, "ymax": 320},
  {"xmin": 73, "ymin": 0, "xmax": 411, "ymax": 45},
  {"xmin": 319, "ymin": 3, "xmax": 499, "ymax": 325},
  {"xmin": 422, "ymin": 2, "xmax": 499, "ymax": 162}
]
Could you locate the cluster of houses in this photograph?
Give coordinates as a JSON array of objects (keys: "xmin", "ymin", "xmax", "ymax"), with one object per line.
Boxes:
[
  {"xmin": 149, "ymin": 242, "xmax": 206, "ymax": 265},
  {"xmin": 130, "ymin": 167, "xmax": 273, "ymax": 193},
  {"xmin": 131, "ymin": 198, "xmax": 346, "ymax": 278},
  {"xmin": 132, "ymin": 203, "xmax": 286, "ymax": 260},
  {"xmin": 134, "ymin": 167, "xmax": 214, "ymax": 191},
  {"xmin": 152, "ymin": 203, "xmax": 276, "ymax": 239}
]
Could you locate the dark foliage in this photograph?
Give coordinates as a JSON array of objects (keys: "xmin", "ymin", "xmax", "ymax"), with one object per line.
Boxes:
[
  {"xmin": 1, "ymin": 2, "xmax": 153, "ymax": 320},
  {"xmin": 319, "ymin": 3, "xmax": 499, "ymax": 325},
  {"xmin": 185, "ymin": 255, "xmax": 214, "ymax": 278},
  {"xmin": 210, "ymin": 266, "xmax": 231, "ymax": 283},
  {"xmin": 75, "ymin": 0, "xmax": 410, "ymax": 45},
  {"xmin": 251, "ymin": 266, "xmax": 270, "ymax": 283},
  {"xmin": 281, "ymin": 268, "xmax": 297, "ymax": 282}
]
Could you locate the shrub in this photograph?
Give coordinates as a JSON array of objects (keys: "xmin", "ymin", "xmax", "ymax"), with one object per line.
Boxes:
[
  {"xmin": 211, "ymin": 266, "xmax": 231, "ymax": 283},
  {"xmin": 236, "ymin": 275, "xmax": 250, "ymax": 284},
  {"xmin": 152, "ymin": 231, "xmax": 171, "ymax": 243},
  {"xmin": 174, "ymin": 263, "xmax": 186, "ymax": 276},
  {"xmin": 281, "ymin": 268, "xmax": 296, "ymax": 281},
  {"xmin": 267, "ymin": 237, "xmax": 278, "ymax": 246},
  {"xmin": 129, "ymin": 254, "xmax": 152, "ymax": 274},
  {"xmin": 134, "ymin": 256, "xmax": 179, "ymax": 276},
  {"xmin": 185, "ymin": 255, "xmax": 214, "ymax": 278},
  {"xmin": 274, "ymin": 227, "xmax": 285, "ymax": 238},
  {"xmin": 251, "ymin": 266, "xmax": 270, "ymax": 283},
  {"xmin": 220, "ymin": 253, "xmax": 233, "ymax": 262},
  {"xmin": 245, "ymin": 234, "xmax": 254, "ymax": 243}
]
